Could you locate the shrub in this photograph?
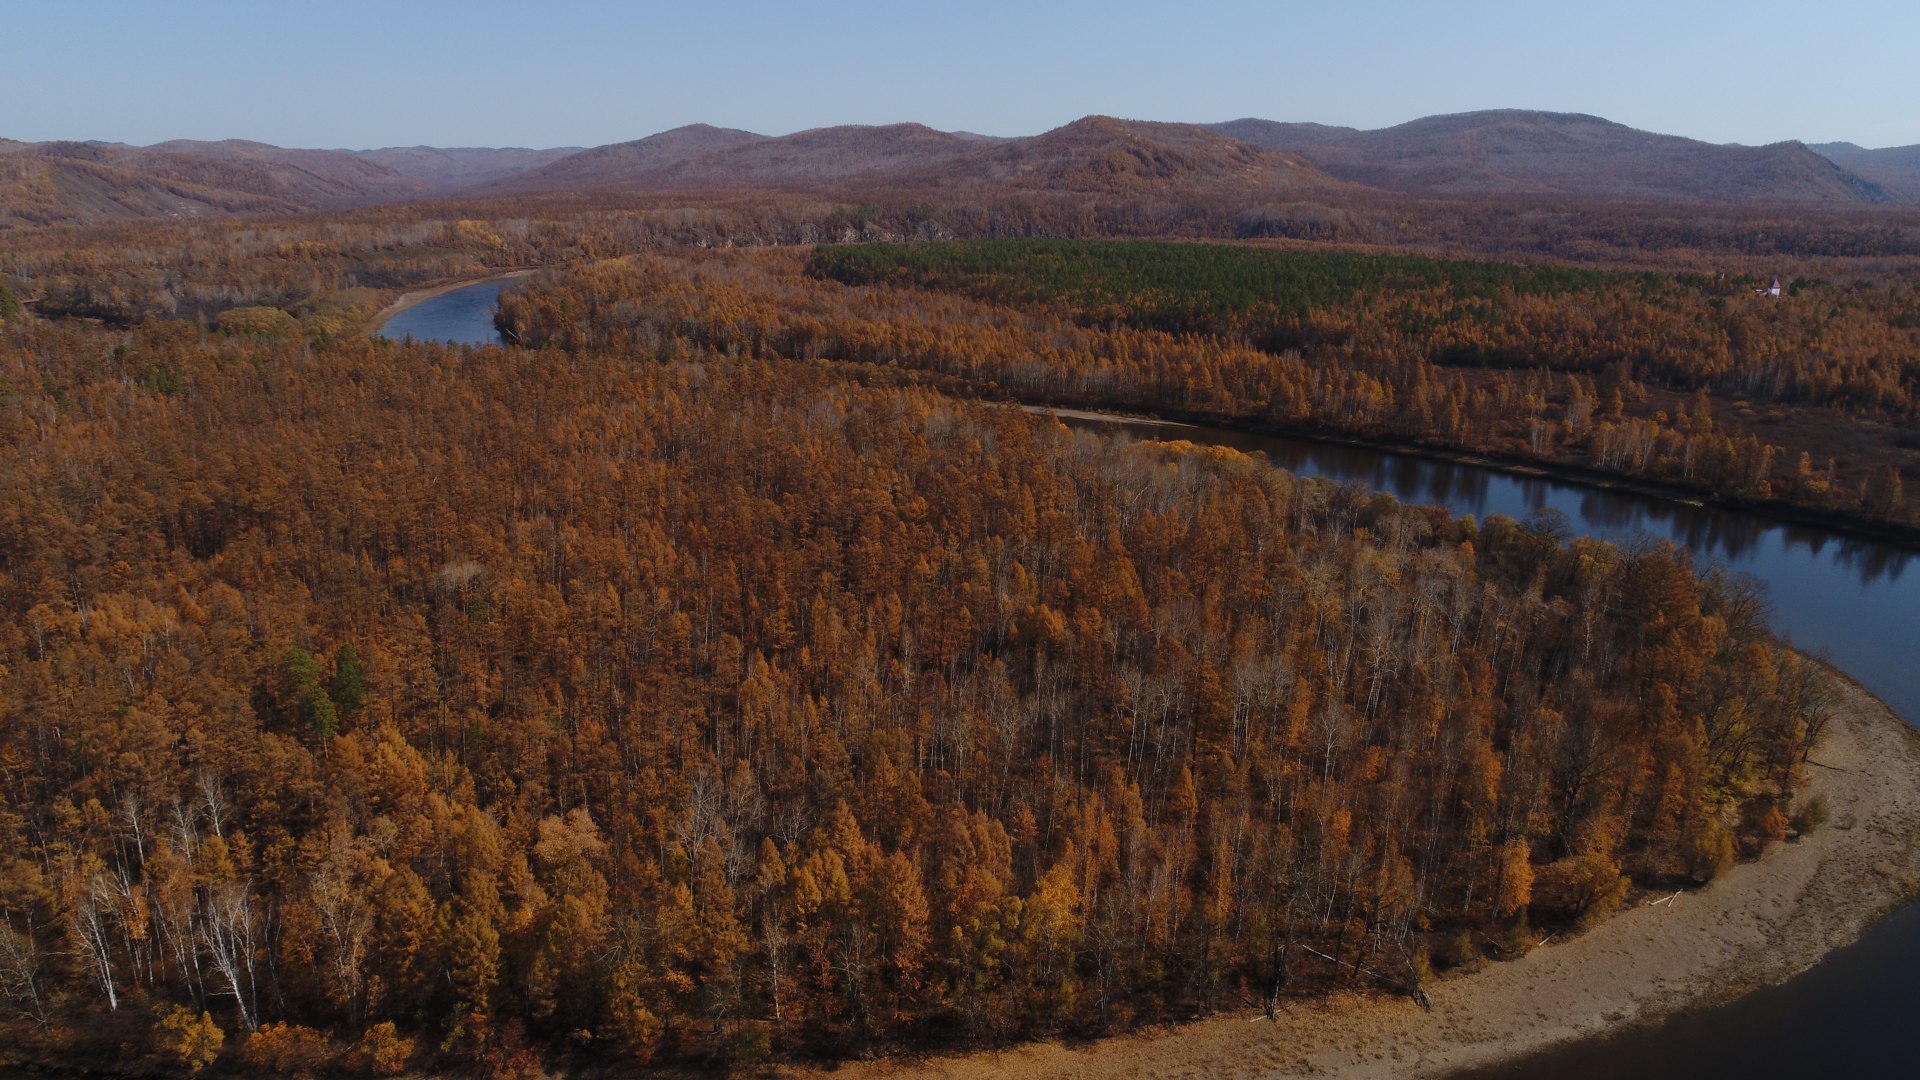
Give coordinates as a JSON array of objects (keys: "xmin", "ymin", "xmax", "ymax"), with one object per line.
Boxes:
[
  {"xmin": 1533, "ymin": 850, "xmax": 1630, "ymax": 922},
  {"xmin": 1791, "ymin": 795, "xmax": 1832, "ymax": 838},
  {"xmin": 214, "ymin": 305, "xmax": 299, "ymax": 337},
  {"xmin": 1437, "ymin": 928, "xmax": 1481, "ymax": 971},
  {"xmin": 1498, "ymin": 915, "xmax": 1535, "ymax": 958},
  {"xmin": 1760, "ymin": 805, "xmax": 1791, "ymax": 845},
  {"xmin": 355, "ymin": 1021, "xmax": 416, "ymax": 1077},
  {"xmin": 245, "ymin": 1021, "xmax": 336, "ymax": 1075},
  {"xmin": 154, "ymin": 1006, "xmax": 224, "ymax": 1074},
  {"xmin": 725, "ymin": 1021, "xmax": 774, "ymax": 1069},
  {"xmin": 1688, "ymin": 819, "xmax": 1738, "ymax": 882},
  {"xmin": 1408, "ymin": 941, "xmax": 1433, "ymax": 987}
]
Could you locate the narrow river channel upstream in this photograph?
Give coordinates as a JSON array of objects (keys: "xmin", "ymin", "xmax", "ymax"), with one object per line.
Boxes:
[{"xmin": 385, "ymin": 277, "xmax": 1920, "ymax": 1079}]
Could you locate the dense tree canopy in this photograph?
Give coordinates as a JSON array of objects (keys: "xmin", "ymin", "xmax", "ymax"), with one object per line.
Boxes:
[
  {"xmin": 2, "ymin": 185, "xmax": 1907, "ymax": 1074},
  {"xmin": 500, "ymin": 247, "xmax": 1916, "ymax": 531},
  {"xmin": 0, "ymin": 296, "xmax": 1825, "ymax": 1072},
  {"xmin": 814, "ymin": 239, "xmax": 1920, "ymax": 420}
]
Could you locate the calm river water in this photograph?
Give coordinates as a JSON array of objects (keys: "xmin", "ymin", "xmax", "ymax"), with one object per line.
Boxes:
[
  {"xmin": 394, "ymin": 281, "xmax": 1920, "ymax": 1079},
  {"xmin": 375, "ymin": 277, "xmax": 515, "ymax": 346}
]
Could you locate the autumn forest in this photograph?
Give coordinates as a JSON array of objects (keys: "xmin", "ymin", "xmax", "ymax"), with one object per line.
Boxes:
[{"xmin": 0, "ymin": 181, "xmax": 1912, "ymax": 1077}]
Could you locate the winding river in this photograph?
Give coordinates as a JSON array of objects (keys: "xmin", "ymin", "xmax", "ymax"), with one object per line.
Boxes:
[
  {"xmin": 375, "ymin": 277, "xmax": 514, "ymax": 346},
  {"xmin": 388, "ymin": 278, "xmax": 1920, "ymax": 1078}
]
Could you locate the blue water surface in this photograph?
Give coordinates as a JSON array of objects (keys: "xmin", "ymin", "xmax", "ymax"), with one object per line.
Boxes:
[{"xmin": 375, "ymin": 278, "xmax": 514, "ymax": 346}]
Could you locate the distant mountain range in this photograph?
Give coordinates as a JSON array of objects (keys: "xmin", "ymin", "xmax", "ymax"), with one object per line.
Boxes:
[
  {"xmin": 1212, "ymin": 111, "xmax": 1891, "ymax": 204},
  {"xmin": 4, "ymin": 110, "xmax": 1918, "ymax": 228},
  {"xmin": 348, "ymin": 145, "xmax": 584, "ymax": 189},
  {"xmin": 488, "ymin": 117, "xmax": 1346, "ymax": 199}
]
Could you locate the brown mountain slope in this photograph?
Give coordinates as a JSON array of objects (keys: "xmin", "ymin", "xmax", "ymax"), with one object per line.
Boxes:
[
  {"xmin": 348, "ymin": 145, "xmax": 583, "ymax": 190},
  {"xmin": 592, "ymin": 123, "xmax": 991, "ymax": 191},
  {"xmin": 1811, "ymin": 142, "xmax": 1920, "ymax": 201},
  {"xmin": 905, "ymin": 115, "xmax": 1353, "ymax": 195},
  {"xmin": 1215, "ymin": 110, "xmax": 1893, "ymax": 204},
  {"xmin": 651, "ymin": 122, "xmax": 994, "ymax": 189},
  {"xmin": 0, "ymin": 140, "xmax": 440, "ymax": 228},
  {"xmin": 500, "ymin": 117, "xmax": 1350, "ymax": 200},
  {"xmin": 487, "ymin": 124, "xmax": 771, "ymax": 191},
  {"xmin": 1212, "ymin": 118, "xmax": 1359, "ymax": 149},
  {"xmin": 147, "ymin": 139, "xmax": 434, "ymax": 202},
  {"xmin": 0, "ymin": 147, "xmax": 304, "ymax": 228}
]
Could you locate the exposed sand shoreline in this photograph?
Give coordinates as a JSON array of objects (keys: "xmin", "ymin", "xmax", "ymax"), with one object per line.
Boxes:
[
  {"xmin": 365, "ymin": 268, "xmax": 536, "ymax": 334},
  {"xmin": 787, "ymin": 671, "xmax": 1920, "ymax": 1080}
]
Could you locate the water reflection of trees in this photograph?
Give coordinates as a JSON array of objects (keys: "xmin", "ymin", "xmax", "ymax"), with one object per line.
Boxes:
[
  {"xmin": 1819, "ymin": 536, "xmax": 1913, "ymax": 586},
  {"xmin": 1064, "ymin": 415, "xmax": 1913, "ymax": 587},
  {"xmin": 1378, "ymin": 454, "xmax": 1496, "ymax": 511},
  {"xmin": 1331, "ymin": 443, "xmax": 1908, "ymax": 587}
]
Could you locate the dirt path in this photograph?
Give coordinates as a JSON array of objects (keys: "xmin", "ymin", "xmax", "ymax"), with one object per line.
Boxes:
[
  {"xmin": 366, "ymin": 268, "xmax": 535, "ymax": 334},
  {"xmin": 788, "ymin": 673, "xmax": 1920, "ymax": 1080}
]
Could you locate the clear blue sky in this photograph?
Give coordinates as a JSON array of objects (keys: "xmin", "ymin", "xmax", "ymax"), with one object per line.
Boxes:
[{"xmin": 12, "ymin": 0, "xmax": 1917, "ymax": 149}]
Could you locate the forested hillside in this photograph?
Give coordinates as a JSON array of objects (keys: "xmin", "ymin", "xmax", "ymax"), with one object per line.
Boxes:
[
  {"xmin": 0, "ymin": 141, "xmax": 432, "ymax": 228},
  {"xmin": 1213, "ymin": 111, "xmax": 1891, "ymax": 203},
  {"xmin": 0, "ymin": 292, "xmax": 1824, "ymax": 1073}
]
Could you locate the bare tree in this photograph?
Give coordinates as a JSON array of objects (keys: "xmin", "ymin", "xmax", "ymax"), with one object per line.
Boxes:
[
  {"xmin": 0, "ymin": 919, "xmax": 49, "ymax": 1026},
  {"xmin": 71, "ymin": 872, "xmax": 119, "ymax": 1011},
  {"xmin": 197, "ymin": 772, "xmax": 229, "ymax": 839},
  {"xmin": 310, "ymin": 838, "xmax": 375, "ymax": 1023},
  {"xmin": 201, "ymin": 879, "xmax": 261, "ymax": 1031}
]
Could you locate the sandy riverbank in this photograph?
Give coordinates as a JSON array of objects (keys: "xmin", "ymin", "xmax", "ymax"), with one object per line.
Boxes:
[
  {"xmin": 366, "ymin": 268, "xmax": 536, "ymax": 333},
  {"xmin": 786, "ymin": 672, "xmax": 1920, "ymax": 1080}
]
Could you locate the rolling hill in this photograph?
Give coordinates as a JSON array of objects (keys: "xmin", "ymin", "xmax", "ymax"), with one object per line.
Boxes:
[
  {"xmin": 493, "ymin": 123, "xmax": 1000, "ymax": 193},
  {"xmin": 500, "ymin": 118, "xmax": 1345, "ymax": 199},
  {"xmin": 484, "ymin": 124, "xmax": 770, "ymax": 191},
  {"xmin": 0, "ymin": 140, "xmax": 441, "ymax": 227},
  {"xmin": 895, "ymin": 115, "xmax": 1353, "ymax": 196},
  {"xmin": 0, "ymin": 143, "xmax": 307, "ymax": 228},
  {"xmin": 0, "ymin": 138, "xmax": 588, "ymax": 227},
  {"xmin": 641, "ymin": 123, "xmax": 993, "ymax": 190},
  {"xmin": 1810, "ymin": 141, "xmax": 1920, "ymax": 201},
  {"xmin": 348, "ymin": 145, "xmax": 583, "ymax": 189},
  {"xmin": 145, "ymin": 139, "xmax": 435, "ymax": 203},
  {"xmin": 1214, "ymin": 110, "xmax": 1891, "ymax": 204}
]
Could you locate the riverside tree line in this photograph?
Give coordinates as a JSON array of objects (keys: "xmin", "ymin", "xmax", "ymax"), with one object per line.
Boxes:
[{"xmin": 501, "ymin": 247, "xmax": 1914, "ymax": 530}]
